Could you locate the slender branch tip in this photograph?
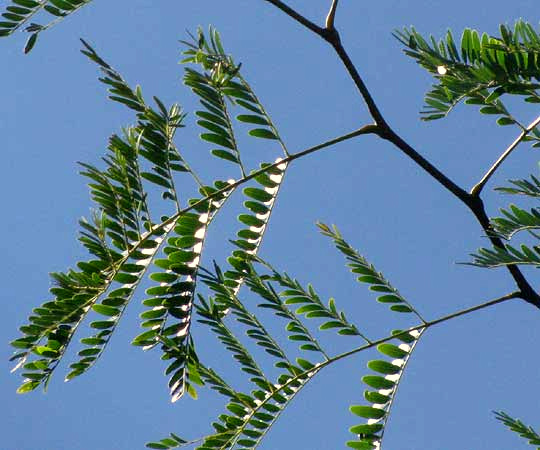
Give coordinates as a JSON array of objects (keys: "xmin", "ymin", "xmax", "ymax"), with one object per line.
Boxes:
[{"xmin": 325, "ymin": 0, "xmax": 339, "ymax": 30}]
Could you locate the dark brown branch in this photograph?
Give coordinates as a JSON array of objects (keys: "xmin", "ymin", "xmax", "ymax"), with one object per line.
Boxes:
[
  {"xmin": 261, "ymin": 1, "xmax": 540, "ymax": 307},
  {"xmin": 467, "ymin": 198, "xmax": 540, "ymax": 307},
  {"xmin": 326, "ymin": 34, "xmax": 388, "ymax": 128},
  {"xmin": 329, "ymin": 30, "xmax": 540, "ymax": 307},
  {"xmin": 323, "ymin": 34, "xmax": 471, "ymax": 203},
  {"xmin": 262, "ymin": 0, "xmax": 324, "ymax": 35}
]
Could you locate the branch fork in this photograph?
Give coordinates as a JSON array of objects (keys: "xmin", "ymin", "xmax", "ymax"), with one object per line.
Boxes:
[{"xmin": 262, "ymin": 0, "xmax": 540, "ymax": 307}]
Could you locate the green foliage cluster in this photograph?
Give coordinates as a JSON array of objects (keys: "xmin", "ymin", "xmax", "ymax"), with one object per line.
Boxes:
[
  {"xmin": 395, "ymin": 20, "xmax": 540, "ymax": 129},
  {"xmin": 4, "ymin": 4, "xmax": 540, "ymax": 449}
]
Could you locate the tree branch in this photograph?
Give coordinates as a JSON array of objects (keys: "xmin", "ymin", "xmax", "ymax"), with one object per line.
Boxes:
[
  {"xmin": 328, "ymin": 38, "xmax": 540, "ymax": 306},
  {"xmin": 260, "ymin": 1, "xmax": 540, "ymax": 307},
  {"xmin": 466, "ymin": 198, "xmax": 540, "ymax": 307},
  {"xmin": 259, "ymin": 1, "xmax": 468, "ymax": 202},
  {"xmin": 323, "ymin": 35, "xmax": 472, "ymax": 204},
  {"xmin": 262, "ymin": 0, "xmax": 324, "ymax": 35}
]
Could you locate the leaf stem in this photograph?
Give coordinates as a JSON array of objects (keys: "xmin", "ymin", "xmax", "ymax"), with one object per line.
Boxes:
[
  {"xmin": 150, "ymin": 125, "xmax": 378, "ymax": 236},
  {"xmin": 471, "ymin": 114, "xmax": 540, "ymax": 196},
  {"xmin": 312, "ymin": 290, "xmax": 519, "ymax": 369}
]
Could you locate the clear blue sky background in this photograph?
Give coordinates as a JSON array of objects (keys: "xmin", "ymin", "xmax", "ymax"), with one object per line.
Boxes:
[{"xmin": 2, "ymin": 1, "xmax": 540, "ymax": 449}]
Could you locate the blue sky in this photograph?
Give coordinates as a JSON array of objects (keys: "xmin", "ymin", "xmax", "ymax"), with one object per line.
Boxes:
[{"xmin": 2, "ymin": 1, "xmax": 540, "ymax": 449}]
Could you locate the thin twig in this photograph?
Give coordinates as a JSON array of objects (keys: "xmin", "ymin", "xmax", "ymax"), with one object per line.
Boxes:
[
  {"xmin": 325, "ymin": 0, "xmax": 339, "ymax": 30},
  {"xmin": 323, "ymin": 290, "xmax": 521, "ymax": 366},
  {"xmin": 149, "ymin": 125, "xmax": 379, "ymax": 236},
  {"xmin": 262, "ymin": 0, "xmax": 323, "ymax": 35},
  {"xmin": 471, "ymin": 114, "xmax": 540, "ymax": 196}
]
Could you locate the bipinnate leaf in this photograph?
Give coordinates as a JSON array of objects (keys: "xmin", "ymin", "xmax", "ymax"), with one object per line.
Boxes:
[
  {"xmin": 267, "ymin": 268, "xmax": 368, "ymax": 341},
  {"xmin": 318, "ymin": 223, "xmax": 423, "ymax": 320},
  {"xmin": 10, "ymin": 42, "xmax": 212, "ymax": 392},
  {"xmin": 348, "ymin": 329, "xmax": 424, "ymax": 449}
]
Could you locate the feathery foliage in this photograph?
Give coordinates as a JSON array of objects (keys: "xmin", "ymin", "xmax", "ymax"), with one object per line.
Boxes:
[
  {"xmin": 146, "ymin": 224, "xmax": 429, "ymax": 449},
  {"xmin": 494, "ymin": 411, "xmax": 540, "ymax": 448},
  {"xmin": 10, "ymin": 28, "xmax": 290, "ymax": 405},
  {"xmin": 7, "ymin": 7, "xmax": 540, "ymax": 450},
  {"xmin": 395, "ymin": 20, "xmax": 540, "ymax": 128},
  {"xmin": 471, "ymin": 172, "xmax": 540, "ymax": 268},
  {"xmin": 318, "ymin": 223, "xmax": 425, "ymax": 321},
  {"xmin": 0, "ymin": 0, "xmax": 92, "ymax": 53},
  {"xmin": 315, "ymin": 225, "xmax": 426, "ymax": 450}
]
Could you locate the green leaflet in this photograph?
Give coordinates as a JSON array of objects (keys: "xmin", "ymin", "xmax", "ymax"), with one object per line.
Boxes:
[{"xmin": 146, "ymin": 432, "xmax": 188, "ymax": 449}]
